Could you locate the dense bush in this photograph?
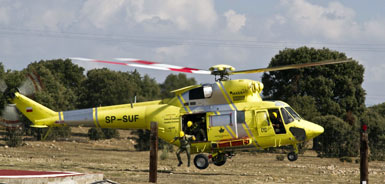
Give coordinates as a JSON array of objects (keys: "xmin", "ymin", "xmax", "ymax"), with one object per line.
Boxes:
[
  {"xmin": 43, "ymin": 127, "xmax": 71, "ymax": 140},
  {"xmin": 131, "ymin": 129, "xmax": 150, "ymax": 151},
  {"xmin": 102, "ymin": 128, "xmax": 120, "ymax": 139},
  {"xmin": 313, "ymin": 115, "xmax": 359, "ymax": 157},
  {"xmin": 88, "ymin": 127, "xmax": 104, "ymax": 140},
  {"xmin": 88, "ymin": 127, "xmax": 120, "ymax": 140},
  {"xmin": 5, "ymin": 127, "xmax": 23, "ymax": 147},
  {"xmin": 276, "ymin": 154, "xmax": 285, "ymax": 161},
  {"xmin": 131, "ymin": 129, "xmax": 173, "ymax": 151}
]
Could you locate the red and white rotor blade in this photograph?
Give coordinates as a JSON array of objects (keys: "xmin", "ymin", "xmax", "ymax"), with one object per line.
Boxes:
[
  {"xmin": 116, "ymin": 58, "xmax": 211, "ymax": 74},
  {"xmin": 71, "ymin": 57, "xmax": 211, "ymax": 74}
]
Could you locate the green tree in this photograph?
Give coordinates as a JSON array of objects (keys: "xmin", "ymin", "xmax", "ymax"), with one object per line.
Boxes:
[
  {"xmin": 35, "ymin": 59, "xmax": 86, "ymax": 107},
  {"xmin": 25, "ymin": 60, "xmax": 84, "ymax": 111},
  {"xmin": 287, "ymin": 95, "xmax": 320, "ymax": 121},
  {"xmin": 39, "ymin": 59, "xmax": 85, "ymax": 91},
  {"xmin": 137, "ymin": 74, "xmax": 161, "ymax": 102},
  {"xmin": 160, "ymin": 73, "xmax": 196, "ymax": 98},
  {"xmin": 369, "ymin": 102, "xmax": 385, "ymax": 115},
  {"xmin": 79, "ymin": 68, "xmax": 138, "ymax": 108},
  {"xmin": 360, "ymin": 104, "xmax": 385, "ymax": 160},
  {"xmin": 262, "ymin": 47, "xmax": 365, "ymax": 119}
]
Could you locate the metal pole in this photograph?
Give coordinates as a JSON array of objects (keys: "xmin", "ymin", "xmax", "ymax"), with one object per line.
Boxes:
[
  {"xmin": 149, "ymin": 122, "xmax": 158, "ymax": 183},
  {"xmin": 360, "ymin": 124, "xmax": 368, "ymax": 184}
]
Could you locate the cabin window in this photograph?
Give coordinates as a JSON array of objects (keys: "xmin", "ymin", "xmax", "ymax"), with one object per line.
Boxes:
[
  {"xmin": 211, "ymin": 114, "xmax": 232, "ymax": 127},
  {"xmin": 257, "ymin": 111, "xmax": 269, "ymax": 126},
  {"xmin": 281, "ymin": 108, "xmax": 294, "ymax": 124},
  {"xmin": 189, "ymin": 85, "xmax": 212, "ymax": 100},
  {"xmin": 237, "ymin": 111, "xmax": 245, "ymax": 124},
  {"xmin": 189, "ymin": 87, "xmax": 204, "ymax": 99}
]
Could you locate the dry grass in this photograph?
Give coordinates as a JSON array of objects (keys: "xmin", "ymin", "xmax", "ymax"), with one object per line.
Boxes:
[{"xmin": 0, "ymin": 127, "xmax": 384, "ymax": 184}]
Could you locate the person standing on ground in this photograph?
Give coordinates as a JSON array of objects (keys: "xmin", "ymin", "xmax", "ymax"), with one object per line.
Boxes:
[{"xmin": 170, "ymin": 131, "xmax": 195, "ymax": 167}]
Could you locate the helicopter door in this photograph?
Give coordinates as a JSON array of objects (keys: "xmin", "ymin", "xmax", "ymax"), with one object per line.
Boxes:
[
  {"xmin": 207, "ymin": 111, "xmax": 236, "ymax": 141},
  {"xmin": 256, "ymin": 111, "xmax": 275, "ymax": 137}
]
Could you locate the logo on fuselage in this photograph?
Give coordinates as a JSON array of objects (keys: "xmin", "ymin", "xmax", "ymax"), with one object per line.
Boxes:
[
  {"xmin": 219, "ymin": 128, "xmax": 225, "ymax": 133},
  {"xmin": 230, "ymin": 89, "xmax": 247, "ymax": 95}
]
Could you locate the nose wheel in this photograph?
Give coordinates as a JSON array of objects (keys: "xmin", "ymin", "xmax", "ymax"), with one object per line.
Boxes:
[
  {"xmin": 287, "ymin": 144, "xmax": 299, "ymax": 162},
  {"xmin": 287, "ymin": 152, "xmax": 298, "ymax": 161}
]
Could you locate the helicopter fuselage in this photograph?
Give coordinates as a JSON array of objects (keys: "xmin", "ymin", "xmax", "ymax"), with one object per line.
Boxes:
[{"xmin": 10, "ymin": 79, "xmax": 323, "ymax": 169}]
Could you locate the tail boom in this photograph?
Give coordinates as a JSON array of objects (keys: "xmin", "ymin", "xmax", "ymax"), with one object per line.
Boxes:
[{"xmin": 10, "ymin": 92, "xmax": 172, "ymax": 130}]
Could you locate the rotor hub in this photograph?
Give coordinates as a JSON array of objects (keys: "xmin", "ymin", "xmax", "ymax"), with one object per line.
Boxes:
[{"xmin": 209, "ymin": 64, "xmax": 235, "ymax": 81}]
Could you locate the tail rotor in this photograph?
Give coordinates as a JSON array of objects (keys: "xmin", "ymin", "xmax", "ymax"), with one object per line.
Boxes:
[
  {"xmin": 0, "ymin": 104, "xmax": 21, "ymax": 128},
  {"xmin": 0, "ymin": 73, "xmax": 42, "ymax": 128},
  {"xmin": 18, "ymin": 73, "xmax": 43, "ymax": 97}
]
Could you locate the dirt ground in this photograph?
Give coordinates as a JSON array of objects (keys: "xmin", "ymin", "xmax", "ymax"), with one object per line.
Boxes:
[{"xmin": 0, "ymin": 127, "xmax": 384, "ymax": 184}]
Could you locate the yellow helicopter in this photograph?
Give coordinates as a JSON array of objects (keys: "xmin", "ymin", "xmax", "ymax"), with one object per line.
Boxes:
[{"xmin": 3, "ymin": 57, "xmax": 351, "ymax": 169}]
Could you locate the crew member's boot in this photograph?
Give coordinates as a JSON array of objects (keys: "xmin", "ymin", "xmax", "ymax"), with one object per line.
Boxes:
[{"xmin": 178, "ymin": 161, "xmax": 183, "ymax": 167}]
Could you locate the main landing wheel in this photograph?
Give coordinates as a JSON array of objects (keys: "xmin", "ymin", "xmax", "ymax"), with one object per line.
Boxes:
[
  {"xmin": 212, "ymin": 153, "xmax": 227, "ymax": 166},
  {"xmin": 287, "ymin": 152, "xmax": 298, "ymax": 162},
  {"xmin": 194, "ymin": 154, "xmax": 209, "ymax": 170}
]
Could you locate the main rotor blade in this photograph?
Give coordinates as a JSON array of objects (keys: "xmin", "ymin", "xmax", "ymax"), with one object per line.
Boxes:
[
  {"xmin": 71, "ymin": 57, "xmax": 211, "ymax": 74},
  {"xmin": 231, "ymin": 59, "xmax": 353, "ymax": 75}
]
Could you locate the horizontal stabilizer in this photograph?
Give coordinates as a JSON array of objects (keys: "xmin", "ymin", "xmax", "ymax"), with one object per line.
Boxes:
[{"xmin": 30, "ymin": 125, "xmax": 49, "ymax": 128}]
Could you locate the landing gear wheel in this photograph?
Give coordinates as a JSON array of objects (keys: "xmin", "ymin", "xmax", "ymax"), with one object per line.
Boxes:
[
  {"xmin": 287, "ymin": 152, "xmax": 298, "ymax": 162},
  {"xmin": 194, "ymin": 154, "xmax": 209, "ymax": 170},
  {"xmin": 212, "ymin": 154, "xmax": 227, "ymax": 166}
]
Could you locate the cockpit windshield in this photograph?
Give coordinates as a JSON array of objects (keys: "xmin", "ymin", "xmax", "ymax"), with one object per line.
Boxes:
[
  {"xmin": 280, "ymin": 108, "xmax": 294, "ymax": 124},
  {"xmin": 284, "ymin": 107, "xmax": 301, "ymax": 120}
]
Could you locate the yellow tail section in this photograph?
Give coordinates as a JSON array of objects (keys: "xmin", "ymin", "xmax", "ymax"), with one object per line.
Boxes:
[{"xmin": 10, "ymin": 92, "xmax": 58, "ymax": 127}]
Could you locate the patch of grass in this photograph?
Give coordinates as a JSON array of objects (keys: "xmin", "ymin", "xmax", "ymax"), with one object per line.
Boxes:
[
  {"xmin": 160, "ymin": 148, "xmax": 169, "ymax": 160},
  {"xmin": 339, "ymin": 157, "xmax": 352, "ymax": 163}
]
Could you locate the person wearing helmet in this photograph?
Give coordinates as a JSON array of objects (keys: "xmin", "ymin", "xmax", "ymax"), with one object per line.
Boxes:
[
  {"xmin": 185, "ymin": 120, "xmax": 207, "ymax": 141},
  {"xmin": 270, "ymin": 111, "xmax": 283, "ymax": 134},
  {"xmin": 170, "ymin": 130, "xmax": 195, "ymax": 167}
]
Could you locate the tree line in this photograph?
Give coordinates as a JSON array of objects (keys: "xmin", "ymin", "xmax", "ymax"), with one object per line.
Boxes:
[{"xmin": 1, "ymin": 46, "xmax": 384, "ymax": 160}]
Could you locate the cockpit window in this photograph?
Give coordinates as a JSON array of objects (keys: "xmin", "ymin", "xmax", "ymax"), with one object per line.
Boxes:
[
  {"xmin": 285, "ymin": 107, "xmax": 301, "ymax": 120},
  {"xmin": 189, "ymin": 85, "xmax": 213, "ymax": 100},
  {"xmin": 280, "ymin": 108, "xmax": 294, "ymax": 124}
]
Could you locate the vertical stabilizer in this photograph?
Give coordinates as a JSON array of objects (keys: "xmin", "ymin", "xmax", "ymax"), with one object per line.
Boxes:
[{"xmin": 10, "ymin": 92, "xmax": 57, "ymax": 126}]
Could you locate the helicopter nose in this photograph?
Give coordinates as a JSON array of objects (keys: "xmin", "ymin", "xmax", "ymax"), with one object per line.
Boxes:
[{"xmin": 305, "ymin": 122, "xmax": 324, "ymax": 140}]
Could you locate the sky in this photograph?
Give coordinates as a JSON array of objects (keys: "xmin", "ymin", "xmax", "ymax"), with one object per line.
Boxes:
[{"xmin": 0, "ymin": 0, "xmax": 384, "ymax": 106}]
